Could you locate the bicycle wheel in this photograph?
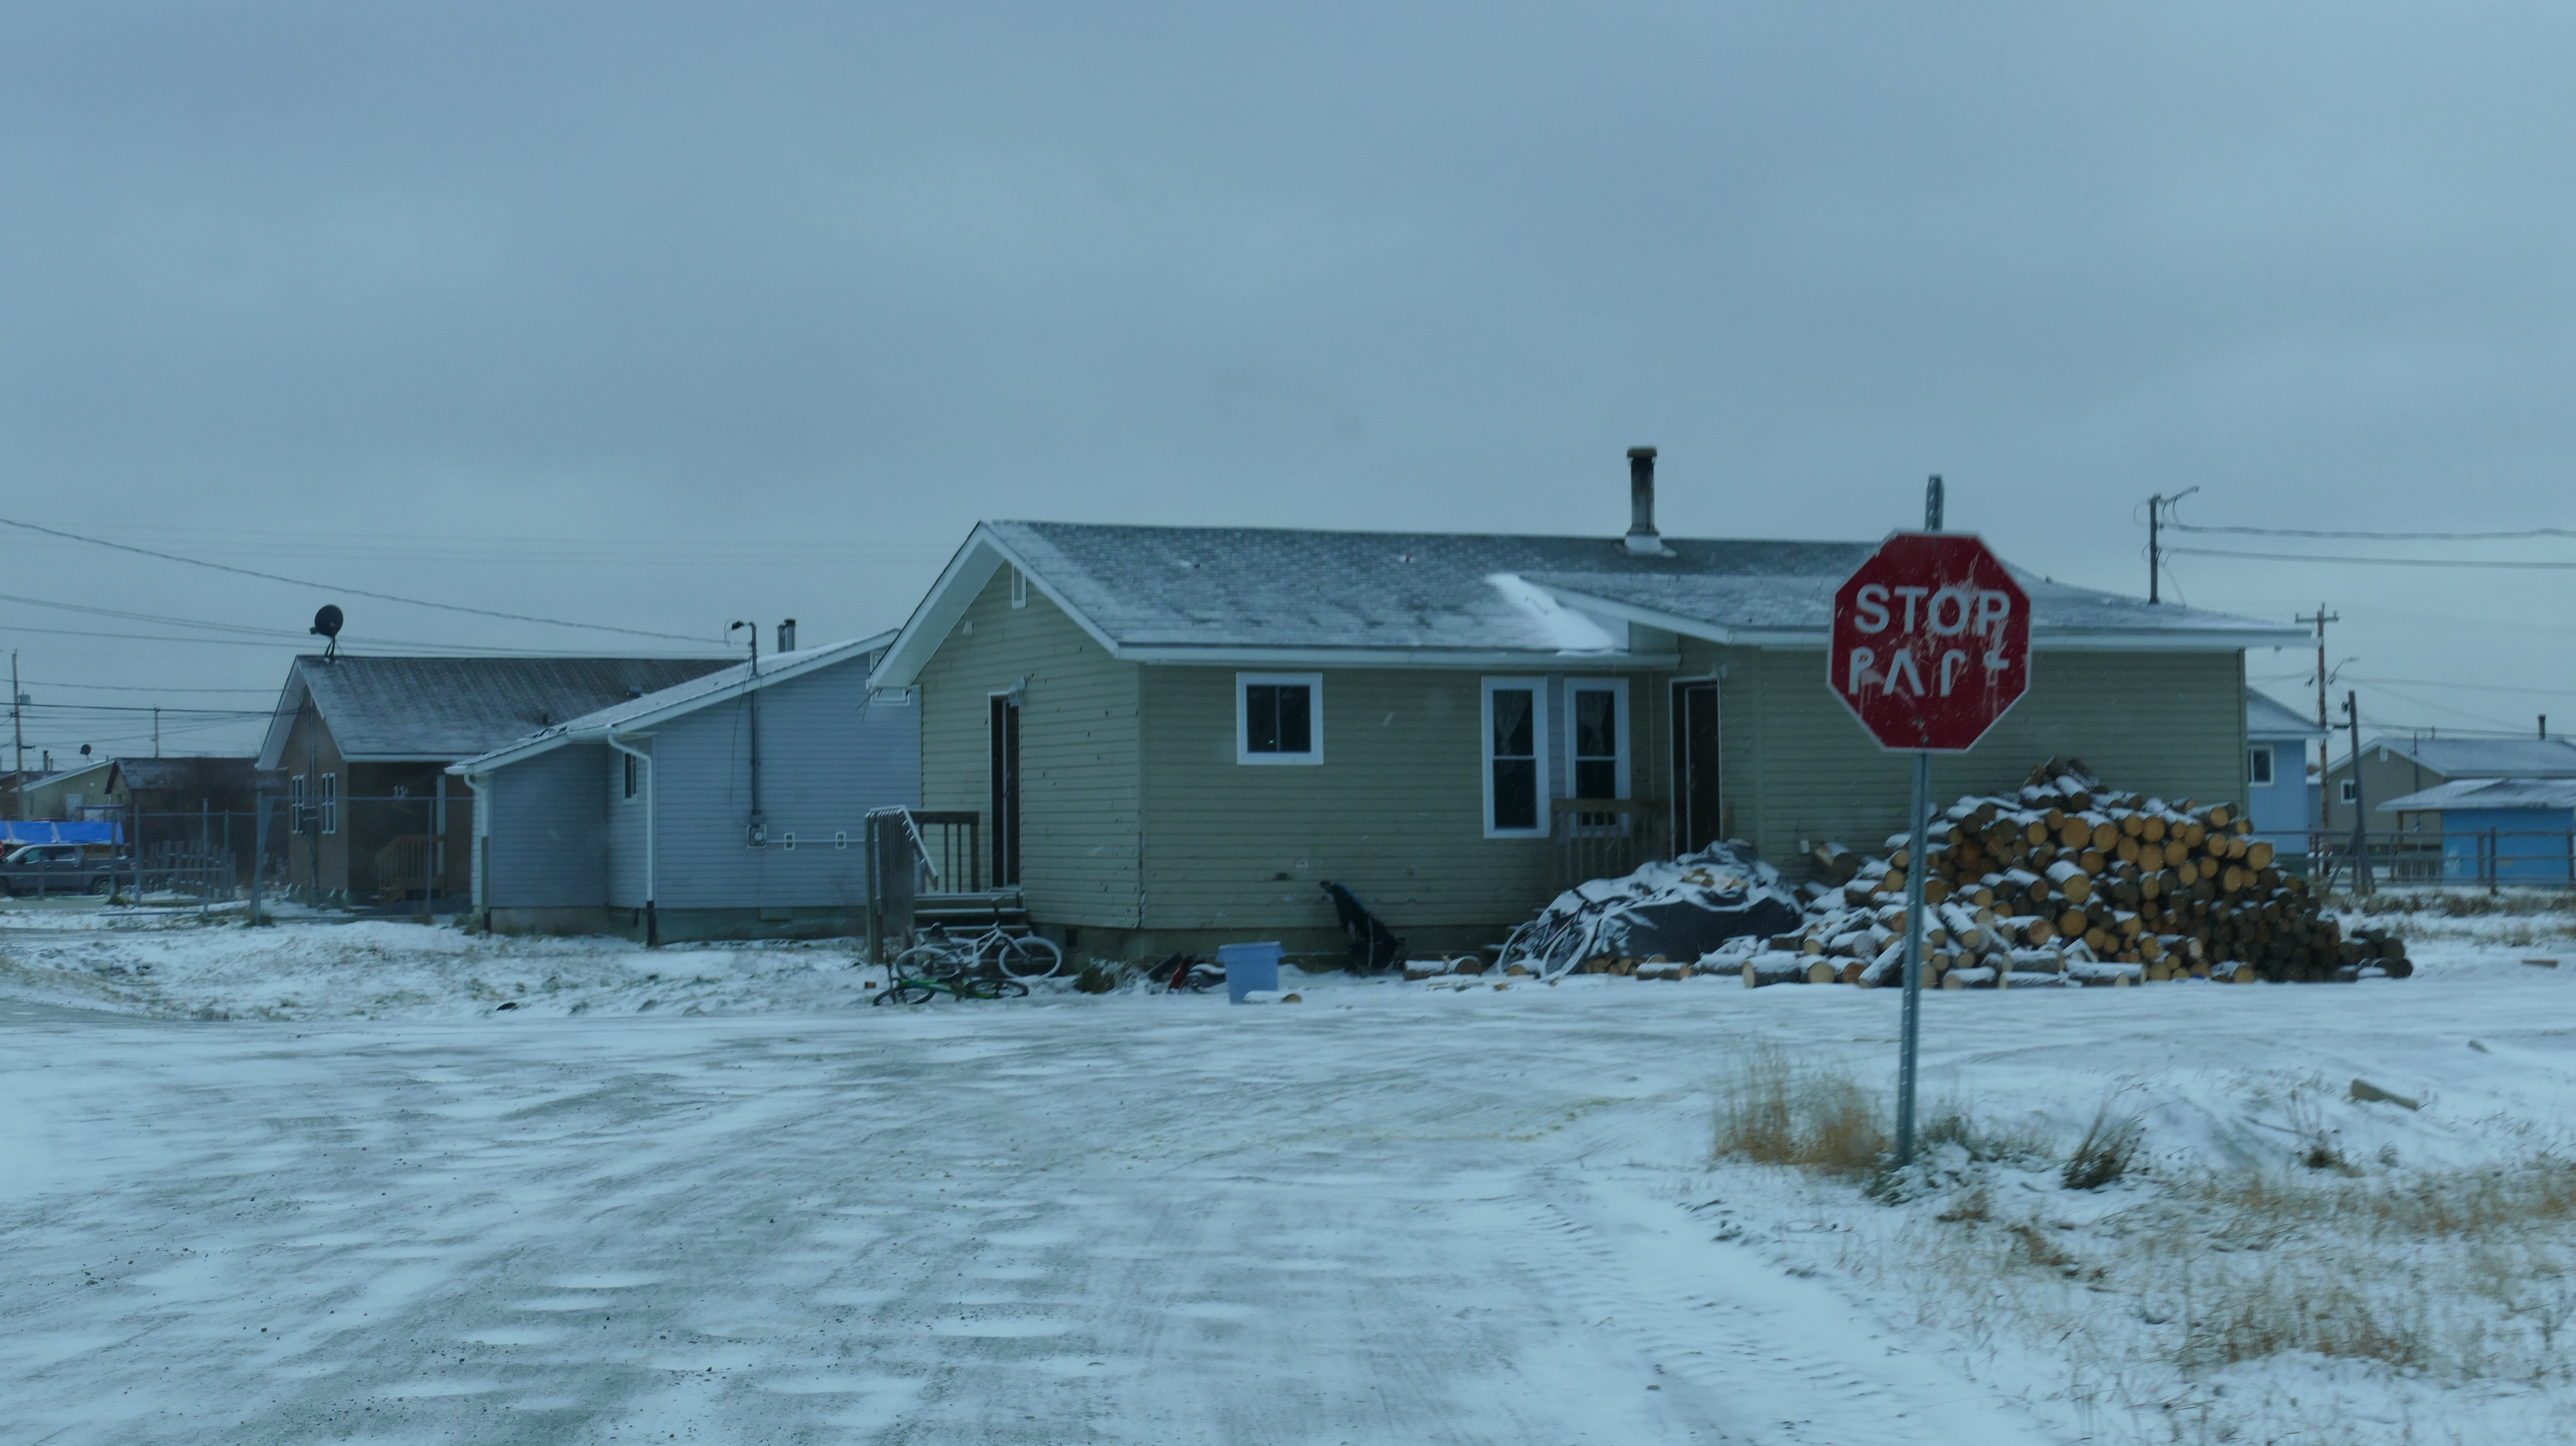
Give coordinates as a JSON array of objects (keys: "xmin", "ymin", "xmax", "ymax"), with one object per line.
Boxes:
[
  {"xmin": 962, "ymin": 976, "xmax": 1030, "ymax": 1000},
  {"xmin": 988, "ymin": 933, "xmax": 1065, "ymax": 981},
  {"xmin": 895, "ymin": 943, "xmax": 966, "ymax": 981},
  {"xmin": 873, "ymin": 980, "xmax": 943, "ymax": 1006}
]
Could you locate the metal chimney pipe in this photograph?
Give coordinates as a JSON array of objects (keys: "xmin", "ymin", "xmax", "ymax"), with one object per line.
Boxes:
[
  {"xmin": 777, "ymin": 619, "xmax": 797, "ymax": 653},
  {"xmin": 1624, "ymin": 447, "xmax": 1662, "ymax": 556}
]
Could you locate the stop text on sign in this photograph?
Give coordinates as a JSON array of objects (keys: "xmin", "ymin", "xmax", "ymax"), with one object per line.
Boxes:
[
  {"xmin": 1828, "ymin": 532, "xmax": 2032, "ymax": 753},
  {"xmin": 1843, "ymin": 583, "xmax": 2015, "ymax": 697}
]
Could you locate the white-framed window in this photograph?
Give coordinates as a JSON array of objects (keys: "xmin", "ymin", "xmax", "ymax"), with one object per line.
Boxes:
[
  {"xmin": 1010, "ymin": 567, "xmax": 1029, "ymax": 609},
  {"xmin": 2339, "ymin": 779, "xmax": 2358, "ymax": 803},
  {"xmin": 319, "ymin": 772, "xmax": 339, "ymax": 835},
  {"xmin": 1566, "ymin": 678, "xmax": 1631, "ymax": 803},
  {"xmin": 290, "ymin": 773, "xmax": 309, "ymax": 832},
  {"xmin": 1237, "ymin": 672, "xmax": 1323, "ymax": 765},
  {"xmin": 622, "ymin": 753, "xmax": 641, "ymax": 800},
  {"xmin": 2248, "ymin": 745, "xmax": 2275, "ymax": 786},
  {"xmin": 1482, "ymin": 676, "xmax": 1549, "ymax": 838}
]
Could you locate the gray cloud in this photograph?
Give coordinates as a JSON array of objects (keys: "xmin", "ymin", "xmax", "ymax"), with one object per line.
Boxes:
[{"xmin": 3, "ymin": 0, "xmax": 2571, "ymax": 757}]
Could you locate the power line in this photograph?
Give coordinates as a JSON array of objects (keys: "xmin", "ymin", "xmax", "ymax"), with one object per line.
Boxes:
[
  {"xmin": 15, "ymin": 679, "xmax": 275, "ymax": 693},
  {"xmin": 0, "ymin": 516, "xmax": 715, "ymax": 643},
  {"xmin": 2169, "ymin": 547, "xmax": 2576, "ymax": 571},
  {"xmin": 2347, "ymin": 674, "xmax": 2576, "ymax": 700},
  {"xmin": 2170, "ymin": 521, "xmax": 2576, "ymax": 542},
  {"xmin": 0, "ymin": 621, "xmax": 717, "ymax": 657}
]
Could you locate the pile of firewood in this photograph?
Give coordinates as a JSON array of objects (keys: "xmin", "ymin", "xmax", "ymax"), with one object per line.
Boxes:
[{"xmin": 1735, "ymin": 757, "xmax": 2413, "ymax": 989}]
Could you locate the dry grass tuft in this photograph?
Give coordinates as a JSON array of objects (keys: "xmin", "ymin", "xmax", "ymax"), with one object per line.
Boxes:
[
  {"xmin": 1711, "ymin": 1044, "xmax": 1889, "ymax": 1177},
  {"xmin": 2061, "ymin": 1102, "xmax": 2145, "ymax": 1191}
]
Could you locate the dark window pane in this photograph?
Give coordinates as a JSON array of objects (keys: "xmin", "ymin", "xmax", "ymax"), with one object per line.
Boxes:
[
  {"xmin": 1276, "ymin": 685, "xmax": 1312, "ymax": 753},
  {"xmin": 1575, "ymin": 690, "xmax": 1617, "ymax": 760},
  {"xmin": 1247, "ymin": 685, "xmax": 1280, "ymax": 752},
  {"xmin": 1491, "ymin": 690, "xmax": 1535, "ymax": 757},
  {"xmin": 1575, "ymin": 759, "xmax": 1618, "ymax": 799},
  {"xmin": 1493, "ymin": 759, "xmax": 1538, "ymax": 829}
]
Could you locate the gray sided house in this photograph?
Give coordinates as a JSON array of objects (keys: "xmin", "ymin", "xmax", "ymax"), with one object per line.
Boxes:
[
  {"xmin": 257, "ymin": 655, "xmax": 735, "ymax": 905},
  {"xmin": 450, "ymin": 634, "xmax": 917, "ymax": 941},
  {"xmin": 869, "ymin": 499, "xmax": 2303, "ymax": 964}
]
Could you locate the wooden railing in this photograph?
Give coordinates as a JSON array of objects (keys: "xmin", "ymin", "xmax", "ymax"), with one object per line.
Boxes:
[{"xmin": 1552, "ymin": 798, "xmax": 1668, "ymax": 892}]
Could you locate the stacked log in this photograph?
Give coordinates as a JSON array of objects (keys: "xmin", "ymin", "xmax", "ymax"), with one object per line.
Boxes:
[{"xmin": 1743, "ymin": 757, "xmax": 2411, "ymax": 989}]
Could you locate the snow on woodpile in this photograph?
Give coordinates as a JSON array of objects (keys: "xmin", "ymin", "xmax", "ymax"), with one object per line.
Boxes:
[
  {"xmin": 1733, "ymin": 756, "xmax": 2413, "ymax": 990},
  {"xmin": 1501, "ymin": 843, "xmax": 1801, "ymax": 980}
]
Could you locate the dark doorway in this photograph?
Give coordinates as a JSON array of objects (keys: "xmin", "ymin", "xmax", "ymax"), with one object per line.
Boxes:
[
  {"xmin": 989, "ymin": 693, "xmax": 1022, "ymax": 888},
  {"xmin": 1673, "ymin": 681, "xmax": 1723, "ymax": 853}
]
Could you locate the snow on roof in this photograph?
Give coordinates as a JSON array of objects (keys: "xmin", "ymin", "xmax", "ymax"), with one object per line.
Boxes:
[
  {"xmin": 2379, "ymin": 777, "xmax": 2576, "ymax": 813},
  {"xmin": 874, "ymin": 522, "xmax": 2302, "ymax": 685},
  {"xmin": 257, "ymin": 655, "xmax": 736, "ymax": 769},
  {"xmin": 2358, "ymin": 736, "xmax": 2576, "ymax": 781},
  {"xmin": 2246, "ymin": 690, "xmax": 2326, "ymax": 741},
  {"xmin": 450, "ymin": 633, "xmax": 894, "ymax": 775}
]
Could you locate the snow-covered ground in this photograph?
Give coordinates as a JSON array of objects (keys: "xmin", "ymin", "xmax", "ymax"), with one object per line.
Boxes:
[{"xmin": 2, "ymin": 896, "xmax": 2572, "ymax": 1443}]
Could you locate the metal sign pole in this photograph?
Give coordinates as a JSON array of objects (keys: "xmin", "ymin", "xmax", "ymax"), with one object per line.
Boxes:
[{"xmin": 1895, "ymin": 748, "xmax": 1930, "ymax": 1165}]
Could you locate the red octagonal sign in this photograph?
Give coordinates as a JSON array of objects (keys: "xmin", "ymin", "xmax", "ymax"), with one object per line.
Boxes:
[{"xmin": 1829, "ymin": 532, "xmax": 2032, "ymax": 753}]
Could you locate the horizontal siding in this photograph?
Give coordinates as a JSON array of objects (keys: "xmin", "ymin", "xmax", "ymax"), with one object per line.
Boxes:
[
  {"xmin": 1139, "ymin": 665, "xmax": 1669, "ymax": 936},
  {"xmin": 485, "ymin": 744, "xmax": 607, "ymax": 908},
  {"xmin": 1688, "ymin": 641, "xmax": 2249, "ymax": 871},
  {"xmin": 641, "ymin": 657, "xmax": 919, "ymax": 910},
  {"xmin": 916, "ymin": 571, "xmax": 1140, "ymax": 926}
]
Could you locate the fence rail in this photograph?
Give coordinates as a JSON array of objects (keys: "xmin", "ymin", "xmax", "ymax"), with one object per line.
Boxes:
[
  {"xmin": 2304, "ymin": 827, "xmax": 2575, "ymax": 892},
  {"xmin": 1553, "ymin": 798, "xmax": 1669, "ymax": 894}
]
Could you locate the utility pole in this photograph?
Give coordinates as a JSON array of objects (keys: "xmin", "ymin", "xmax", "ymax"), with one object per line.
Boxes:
[
  {"xmin": 9, "ymin": 651, "xmax": 22, "ymax": 778},
  {"xmin": 2344, "ymin": 690, "xmax": 2372, "ymax": 896},
  {"xmin": 2144, "ymin": 487, "xmax": 2199, "ymax": 604},
  {"xmin": 2296, "ymin": 606, "xmax": 2338, "ymax": 846},
  {"xmin": 153, "ymin": 707, "xmax": 162, "ymax": 758}
]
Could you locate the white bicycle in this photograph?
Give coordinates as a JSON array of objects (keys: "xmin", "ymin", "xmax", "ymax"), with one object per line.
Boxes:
[{"xmin": 894, "ymin": 923, "xmax": 1066, "ymax": 982}]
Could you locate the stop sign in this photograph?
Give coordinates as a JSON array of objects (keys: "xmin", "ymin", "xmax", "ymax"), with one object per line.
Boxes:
[{"xmin": 1829, "ymin": 532, "xmax": 2031, "ymax": 752}]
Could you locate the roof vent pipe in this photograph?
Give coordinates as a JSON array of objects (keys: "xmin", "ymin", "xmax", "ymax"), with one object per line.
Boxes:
[
  {"xmin": 1624, "ymin": 447, "xmax": 1664, "ymax": 557},
  {"xmin": 777, "ymin": 619, "xmax": 797, "ymax": 654}
]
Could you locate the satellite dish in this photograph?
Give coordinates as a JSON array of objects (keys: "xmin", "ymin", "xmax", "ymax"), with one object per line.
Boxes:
[
  {"xmin": 79, "ymin": 744, "xmax": 92, "ymax": 757},
  {"xmin": 310, "ymin": 604, "xmax": 345, "ymax": 661}
]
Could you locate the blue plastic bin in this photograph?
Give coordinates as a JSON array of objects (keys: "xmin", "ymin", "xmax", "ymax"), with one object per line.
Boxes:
[{"xmin": 1218, "ymin": 941, "xmax": 1284, "ymax": 1002}]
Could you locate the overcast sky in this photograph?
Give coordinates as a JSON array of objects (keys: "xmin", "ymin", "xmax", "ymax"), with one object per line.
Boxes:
[{"xmin": 4, "ymin": 1, "xmax": 2572, "ymax": 765}]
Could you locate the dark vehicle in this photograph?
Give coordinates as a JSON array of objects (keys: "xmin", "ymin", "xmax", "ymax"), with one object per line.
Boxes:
[{"xmin": 0, "ymin": 843, "xmax": 132, "ymax": 897}]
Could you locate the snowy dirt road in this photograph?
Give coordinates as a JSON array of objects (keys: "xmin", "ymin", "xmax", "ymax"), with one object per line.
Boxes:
[
  {"xmin": 4, "ymin": 933, "xmax": 2574, "ymax": 1444},
  {"xmin": 2, "ymin": 987, "xmax": 2074, "ymax": 1446}
]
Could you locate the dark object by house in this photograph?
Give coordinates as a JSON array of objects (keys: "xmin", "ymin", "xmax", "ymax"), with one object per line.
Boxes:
[{"xmin": 1321, "ymin": 881, "xmax": 1407, "ymax": 973}]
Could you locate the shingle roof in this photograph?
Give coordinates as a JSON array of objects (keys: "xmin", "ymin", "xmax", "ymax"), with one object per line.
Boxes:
[
  {"xmin": 2380, "ymin": 777, "xmax": 2576, "ymax": 812},
  {"xmin": 109, "ymin": 756, "xmax": 253, "ymax": 793},
  {"xmin": 2360, "ymin": 737, "xmax": 2576, "ymax": 781},
  {"xmin": 2247, "ymin": 691, "xmax": 2326, "ymax": 740},
  {"xmin": 451, "ymin": 634, "xmax": 893, "ymax": 774},
  {"xmin": 984, "ymin": 521, "xmax": 2297, "ymax": 654},
  {"xmin": 259, "ymin": 655, "xmax": 734, "ymax": 768}
]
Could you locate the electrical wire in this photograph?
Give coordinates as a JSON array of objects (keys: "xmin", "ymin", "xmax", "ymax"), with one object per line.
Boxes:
[
  {"xmin": 0, "ymin": 621, "xmax": 718, "ymax": 657},
  {"xmin": 2170, "ymin": 522, "xmax": 2576, "ymax": 542},
  {"xmin": 12, "ymin": 680, "xmax": 276, "ymax": 694},
  {"xmin": 0, "ymin": 516, "xmax": 716, "ymax": 643},
  {"xmin": 2168, "ymin": 547, "xmax": 2576, "ymax": 571}
]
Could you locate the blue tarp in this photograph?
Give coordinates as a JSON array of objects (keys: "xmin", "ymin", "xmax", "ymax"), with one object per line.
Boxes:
[{"xmin": 0, "ymin": 820, "xmax": 125, "ymax": 845}]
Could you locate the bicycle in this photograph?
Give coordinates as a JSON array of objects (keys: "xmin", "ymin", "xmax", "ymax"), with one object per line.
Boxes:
[
  {"xmin": 893, "ymin": 923, "xmax": 1066, "ymax": 982},
  {"xmin": 872, "ymin": 972, "xmax": 1031, "ymax": 1006}
]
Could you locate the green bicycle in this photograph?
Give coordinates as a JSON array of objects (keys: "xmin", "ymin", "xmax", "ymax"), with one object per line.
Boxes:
[{"xmin": 868, "ymin": 945, "xmax": 1034, "ymax": 1005}]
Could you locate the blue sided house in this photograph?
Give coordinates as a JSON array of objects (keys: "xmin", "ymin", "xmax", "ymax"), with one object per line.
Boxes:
[{"xmin": 2378, "ymin": 778, "xmax": 2576, "ymax": 885}]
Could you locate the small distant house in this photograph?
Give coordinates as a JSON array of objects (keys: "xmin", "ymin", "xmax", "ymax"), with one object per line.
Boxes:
[
  {"xmin": 448, "ymin": 633, "xmax": 916, "ymax": 941},
  {"xmin": 2245, "ymin": 692, "xmax": 2326, "ymax": 855},
  {"xmin": 866, "ymin": 463, "xmax": 2300, "ymax": 962},
  {"xmin": 2377, "ymin": 778, "xmax": 2576, "ymax": 885},
  {"xmin": 2323, "ymin": 736, "xmax": 2576, "ymax": 839},
  {"xmin": 16, "ymin": 759, "xmax": 116, "ymax": 823},
  {"xmin": 256, "ymin": 655, "xmax": 735, "ymax": 906},
  {"xmin": 103, "ymin": 756, "xmax": 257, "ymax": 831}
]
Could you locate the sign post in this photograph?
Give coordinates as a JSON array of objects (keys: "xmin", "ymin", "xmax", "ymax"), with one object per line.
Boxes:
[{"xmin": 1828, "ymin": 481, "xmax": 2031, "ymax": 1165}]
